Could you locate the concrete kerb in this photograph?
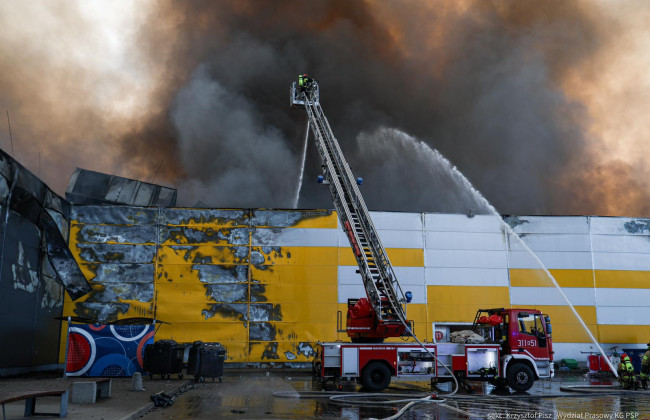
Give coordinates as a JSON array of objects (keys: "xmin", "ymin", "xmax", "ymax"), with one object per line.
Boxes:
[{"xmin": 118, "ymin": 379, "xmax": 192, "ymax": 420}]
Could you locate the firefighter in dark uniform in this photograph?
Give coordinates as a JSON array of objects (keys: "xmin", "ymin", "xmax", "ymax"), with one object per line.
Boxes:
[{"xmin": 641, "ymin": 342, "xmax": 650, "ymax": 389}]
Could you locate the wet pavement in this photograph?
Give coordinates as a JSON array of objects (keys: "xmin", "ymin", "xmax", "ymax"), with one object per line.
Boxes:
[
  {"xmin": 0, "ymin": 373, "xmax": 187, "ymax": 420},
  {"xmin": 141, "ymin": 372, "xmax": 650, "ymax": 419},
  {"xmin": 0, "ymin": 371, "xmax": 649, "ymax": 419}
]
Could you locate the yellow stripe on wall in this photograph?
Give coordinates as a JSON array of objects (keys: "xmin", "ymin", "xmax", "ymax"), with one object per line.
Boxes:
[
  {"xmin": 511, "ymin": 269, "xmax": 650, "ymax": 289},
  {"xmin": 427, "ymin": 286, "xmax": 510, "ymax": 323},
  {"xmin": 252, "ymin": 246, "xmax": 339, "ymax": 266},
  {"xmin": 340, "ymin": 248, "xmax": 424, "ymax": 267},
  {"xmin": 157, "ymin": 245, "xmax": 249, "ymax": 265},
  {"xmin": 258, "ymin": 284, "xmax": 338, "ymax": 304},
  {"xmin": 290, "ymin": 212, "xmax": 338, "ymax": 229},
  {"xmin": 595, "ymin": 270, "xmax": 650, "ymax": 288},
  {"xmin": 532, "ymin": 305, "xmax": 597, "ymax": 343},
  {"xmin": 510, "ymin": 269, "xmax": 594, "ymax": 288},
  {"xmin": 251, "ymin": 265, "xmax": 338, "ymax": 285},
  {"xmin": 597, "ymin": 325, "xmax": 650, "ymax": 343}
]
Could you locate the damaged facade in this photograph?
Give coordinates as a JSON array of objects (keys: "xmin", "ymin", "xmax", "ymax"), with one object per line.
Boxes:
[
  {"xmin": 65, "ymin": 205, "xmax": 650, "ymax": 364},
  {"xmin": 0, "ymin": 150, "xmax": 91, "ymax": 375},
  {"xmin": 65, "ymin": 206, "xmax": 334, "ymax": 363},
  {"xmin": 2, "ymin": 154, "xmax": 650, "ymax": 371}
]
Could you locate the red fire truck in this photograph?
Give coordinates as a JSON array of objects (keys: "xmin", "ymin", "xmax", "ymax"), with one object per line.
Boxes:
[
  {"xmin": 316, "ymin": 307, "xmax": 554, "ymax": 392},
  {"xmin": 291, "ymin": 79, "xmax": 554, "ymax": 393}
]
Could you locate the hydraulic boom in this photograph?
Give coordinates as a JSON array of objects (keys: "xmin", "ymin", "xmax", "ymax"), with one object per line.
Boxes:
[{"xmin": 290, "ymin": 79, "xmax": 411, "ymax": 342}]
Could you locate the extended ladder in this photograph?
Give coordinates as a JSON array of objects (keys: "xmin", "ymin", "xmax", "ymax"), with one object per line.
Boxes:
[{"xmin": 291, "ymin": 81, "xmax": 410, "ymax": 331}]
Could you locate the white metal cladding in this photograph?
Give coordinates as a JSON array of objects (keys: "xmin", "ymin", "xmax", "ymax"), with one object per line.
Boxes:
[
  {"xmin": 339, "ymin": 283, "xmax": 427, "ymax": 305},
  {"xmin": 425, "ymin": 267, "xmax": 509, "ymax": 287},
  {"xmin": 368, "ymin": 211, "xmax": 423, "ymax": 231},
  {"xmin": 424, "ymin": 214, "xmax": 505, "ymax": 233},
  {"xmin": 252, "ymin": 228, "xmax": 338, "ymax": 247},
  {"xmin": 552, "ymin": 343, "xmax": 606, "ymax": 362},
  {"xmin": 338, "ymin": 228, "xmax": 423, "ymax": 249},
  {"xmin": 507, "ymin": 234, "xmax": 591, "ymax": 252},
  {"xmin": 507, "ymin": 216, "xmax": 590, "ymax": 234},
  {"xmin": 591, "ymin": 217, "xmax": 650, "ymax": 270},
  {"xmin": 338, "ymin": 266, "xmax": 425, "ymax": 286},
  {"xmin": 338, "ymin": 266, "xmax": 426, "ymax": 304},
  {"xmin": 591, "ymin": 235, "xmax": 650, "ymax": 254},
  {"xmin": 332, "ymin": 211, "xmax": 650, "ymax": 334},
  {"xmin": 425, "ymin": 231, "xmax": 506, "ymax": 251},
  {"xmin": 510, "ymin": 287, "xmax": 596, "ymax": 306},
  {"xmin": 597, "ymin": 307, "xmax": 650, "ymax": 326},
  {"xmin": 592, "ymin": 252, "xmax": 650, "ymax": 271},
  {"xmin": 508, "ymin": 250, "xmax": 593, "ymax": 270},
  {"xmin": 590, "ymin": 217, "xmax": 650, "ymax": 235},
  {"xmin": 595, "ymin": 288, "xmax": 650, "ymax": 307},
  {"xmin": 425, "ymin": 250, "xmax": 508, "ymax": 269}
]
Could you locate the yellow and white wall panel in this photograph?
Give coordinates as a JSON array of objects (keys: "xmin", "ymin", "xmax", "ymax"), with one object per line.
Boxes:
[
  {"xmin": 589, "ymin": 217, "xmax": 650, "ymax": 345},
  {"xmin": 338, "ymin": 266, "xmax": 426, "ymax": 305},
  {"xmin": 423, "ymin": 214, "xmax": 510, "ymax": 336},
  {"xmin": 424, "ymin": 214, "xmax": 509, "ymax": 289},
  {"xmin": 64, "ymin": 207, "xmax": 650, "ymax": 365},
  {"xmin": 506, "ymin": 216, "xmax": 596, "ymax": 359}
]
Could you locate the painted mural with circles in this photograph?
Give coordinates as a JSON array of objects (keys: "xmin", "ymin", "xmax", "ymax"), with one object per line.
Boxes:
[{"xmin": 65, "ymin": 323, "xmax": 155, "ymax": 377}]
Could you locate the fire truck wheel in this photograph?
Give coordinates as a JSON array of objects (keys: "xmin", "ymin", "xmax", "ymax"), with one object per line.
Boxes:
[
  {"xmin": 361, "ymin": 361, "xmax": 392, "ymax": 392},
  {"xmin": 506, "ymin": 363, "xmax": 535, "ymax": 392}
]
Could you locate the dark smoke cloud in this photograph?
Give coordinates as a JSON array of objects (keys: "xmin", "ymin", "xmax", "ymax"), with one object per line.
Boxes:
[
  {"xmin": 1, "ymin": 1, "xmax": 648, "ymax": 216},
  {"xmin": 171, "ymin": 65, "xmax": 297, "ymax": 207}
]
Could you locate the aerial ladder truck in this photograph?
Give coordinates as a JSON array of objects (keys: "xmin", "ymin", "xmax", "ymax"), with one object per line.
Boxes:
[{"xmin": 290, "ymin": 78, "xmax": 554, "ymax": 392}]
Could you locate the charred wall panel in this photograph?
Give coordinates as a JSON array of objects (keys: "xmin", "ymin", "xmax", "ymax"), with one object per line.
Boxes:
[
  {"xmin": 0, "ymin": 146, "xmax": 88, "ymax": 374},
  {"xmin": 67, "ymin": 205, "xmax": 156, "ymax": 323},
  {"xmin": 65, "ymin": 206, "xmax": 339, "ymax": 364},
  {"xmin": 0, "ymin": 208, "xmax": 64, "ymax": 372},
  {"xmin": 66, "ymin": 168, "xmax": 177, "ymax": 207}
]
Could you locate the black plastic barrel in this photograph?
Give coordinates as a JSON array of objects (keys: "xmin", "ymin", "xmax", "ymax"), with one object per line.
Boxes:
[
  {"xmin": 187, "ymin": 341, "xmax": 203, "ymax": 376},
  {"xmin": 191, "ymin": 342, "xmax": 226, "ymax": 383},
  {"xmin": 144, "ymin": 340, "xmax": 185, "ymax": 379}
]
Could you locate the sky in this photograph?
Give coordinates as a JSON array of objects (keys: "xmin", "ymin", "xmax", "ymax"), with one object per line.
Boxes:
[{"xmin": 1, "ymin": 0, "xmax": 649, "ymax": 216}]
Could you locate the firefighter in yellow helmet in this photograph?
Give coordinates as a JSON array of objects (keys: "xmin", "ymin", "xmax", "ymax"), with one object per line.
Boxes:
[
  {"xmin": 641, "ymin": 342, "xmax": 650, "ymax": 390},
  {"xmin": 299, "ymin": 73, "xmax": 312, "ymax": 93},
  {"xmin": 617, "ymin": 353, "xmax": 637, "ymax": 390}
]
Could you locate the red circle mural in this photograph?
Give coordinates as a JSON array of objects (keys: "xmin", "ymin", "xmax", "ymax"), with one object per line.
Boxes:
[{"xmin": 67, "ymin": 332, "xmax": 91, "ymax": 373}]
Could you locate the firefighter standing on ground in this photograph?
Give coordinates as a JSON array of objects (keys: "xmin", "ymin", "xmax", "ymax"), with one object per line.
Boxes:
[
  {"xmin": 641, "ymin": 342, "xmax": 650, "ymax": 389},
  {"xmin": 618, "ymin": 353, "xmax": 638, "ymax": 390}
]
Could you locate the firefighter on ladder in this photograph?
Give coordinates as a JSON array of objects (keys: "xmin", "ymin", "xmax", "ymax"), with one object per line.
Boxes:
[
  {"xmin": 298, "ymin": 73, "xmax": 313, "ymax": 94},
  {"xmin": 641, "ymin": 342, "xmax": 650, "ymax": 390}
]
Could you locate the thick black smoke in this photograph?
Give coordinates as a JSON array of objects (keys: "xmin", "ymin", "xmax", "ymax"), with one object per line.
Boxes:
[
  {"xmin": 135, "ymin": 0, "xmax": 627, "ymax": 214},
  {"xmin": 4, "ymin": 1, "xmax": 647, "ymax": 215}
]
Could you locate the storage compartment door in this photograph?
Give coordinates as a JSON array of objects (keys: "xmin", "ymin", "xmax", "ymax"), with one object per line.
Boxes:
[{"xmin": 342, "ymin": 347, "xmax": 359, "ymax": 376}]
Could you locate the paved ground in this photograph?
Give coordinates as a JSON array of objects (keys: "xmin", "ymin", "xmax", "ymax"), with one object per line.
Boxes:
[
  {"xmin": 1, "ymin": 371, "xmax": 649, "ymax": 419},
  {"xmin": 0, "ymin": 372, "xmax": 187, "ymax": 420},
  {"xmin": 140, "ymin": 372, "xmax": 650, "ymax": 419}
]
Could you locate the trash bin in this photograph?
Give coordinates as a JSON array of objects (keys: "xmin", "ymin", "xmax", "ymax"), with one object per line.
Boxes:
[
  {"xmin": 144, "ymin": 340, "xmax": 185, "ymax": 379},
  {"xmin": 190, "ymin": 342, "xmax": 226, "ymax": 383},
  {"xmin": 622, "ymin": 349, "xmax": 645, "ymax": 373},
  {"xmin": 187, "ymin": 341, "xmax": 203, "ymax": 376}
]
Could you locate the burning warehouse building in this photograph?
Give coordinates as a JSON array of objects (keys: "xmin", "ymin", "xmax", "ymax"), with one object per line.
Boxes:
[
  {"xmin": 2, "ymin": 0, "xmax": 650, "ymax": 377},
  {"xmin": 1, "ymin": 147, "xmax": 649, "ymax": 375}
]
